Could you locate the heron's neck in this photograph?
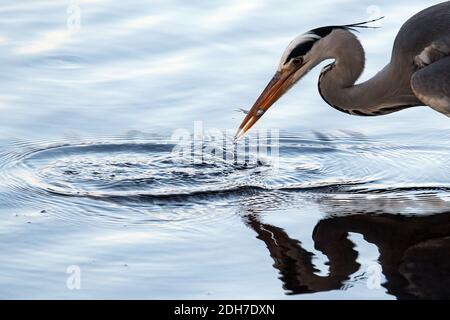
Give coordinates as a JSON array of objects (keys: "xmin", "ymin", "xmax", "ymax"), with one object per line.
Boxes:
[{"xmin": 318, "ymin": 30, "xmax": 418, "ymax": 115}]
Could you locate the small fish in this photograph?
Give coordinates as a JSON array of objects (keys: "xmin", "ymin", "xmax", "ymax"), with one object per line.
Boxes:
[
  {"xmin": 235, "ymin": 108, "xmax": 265, "ymax": 117},
  {"xmin": 256, "ymin": 109, "xmax": 265, "ymax": 117},
  {"xmin": 235, "ymin": 108, "xmax": 249, "ymax": 115}
]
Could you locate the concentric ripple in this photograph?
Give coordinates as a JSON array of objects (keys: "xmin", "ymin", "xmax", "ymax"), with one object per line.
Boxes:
[
  {"xmin": 21, "ymin": 142, "xmax": 265, "ymax": 198},
  {"xmin": 1, "ymin": 132, "xmax": 449, "ymax": 226}
]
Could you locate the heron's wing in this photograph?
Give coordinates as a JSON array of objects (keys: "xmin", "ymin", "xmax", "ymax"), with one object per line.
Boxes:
[
  {"xmin": 411, "ymin": 56, "xmax": 450, "ymax": 117},
  {"xmin": 414, "ymin": 36, "xmax": 450, "ymax": 68}
]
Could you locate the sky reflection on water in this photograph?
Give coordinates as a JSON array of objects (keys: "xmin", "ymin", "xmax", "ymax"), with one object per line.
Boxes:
[{"xmin": 0, "ymin": 0, "xmax": 449, "ymax": 299}]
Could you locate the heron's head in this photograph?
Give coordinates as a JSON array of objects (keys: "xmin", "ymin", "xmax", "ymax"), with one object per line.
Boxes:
[
  {"xmin": 236, "ymin": 19, "xmax": 381, "ymax": 137},
  {"xmin": 236, "ymin": 27, "xmax": 335, "ymax": 137}
]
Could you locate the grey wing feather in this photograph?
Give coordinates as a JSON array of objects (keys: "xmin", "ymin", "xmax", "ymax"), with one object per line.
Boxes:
[
  {"xmin": 411, "ymin": 57, "xmax": 450, "ymax": 117},
  {"xmin": 394, "ymin": 2, "xmax": 450, "ymax": 61},
  {"xmin": 414, "ymin": 35, "xmax": 450, "ymax": 68}
]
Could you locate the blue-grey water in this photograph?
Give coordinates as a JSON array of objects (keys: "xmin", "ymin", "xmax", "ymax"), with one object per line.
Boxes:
[{"xmin": 0, "ymin": 0, "xmax": 449, "ymax": 299}]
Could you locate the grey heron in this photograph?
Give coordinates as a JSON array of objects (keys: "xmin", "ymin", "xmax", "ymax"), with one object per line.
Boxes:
[{"xmin": 236, "ymin": 1, "xmax": 450, "ymax": 137}]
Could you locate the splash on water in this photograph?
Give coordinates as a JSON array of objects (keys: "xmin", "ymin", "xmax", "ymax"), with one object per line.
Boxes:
[{"xmin": 1, "ymin": 131, "xmax": 449, "ymax": 227}]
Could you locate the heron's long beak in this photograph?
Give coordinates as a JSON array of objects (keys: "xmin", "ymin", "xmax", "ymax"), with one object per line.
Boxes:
[{"xmin": 236, "ymin": 70, "xmax": 295, "ymax": 138}]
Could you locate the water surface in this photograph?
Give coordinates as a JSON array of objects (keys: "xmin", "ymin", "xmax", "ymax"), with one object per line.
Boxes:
[{"xmin": 0, "ymin": 0, "xmax": 449, "ymax": 299}]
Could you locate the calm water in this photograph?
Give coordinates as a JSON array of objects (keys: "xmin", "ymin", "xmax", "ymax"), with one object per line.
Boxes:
[{"xmin": 0, "ymin": 0, "xmax": 449, "ymax": 299}]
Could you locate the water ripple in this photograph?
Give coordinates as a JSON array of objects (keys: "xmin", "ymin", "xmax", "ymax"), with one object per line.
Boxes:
[{"xmin": 0, "ymin": 133, "xmax": 449, "ymax": 226}]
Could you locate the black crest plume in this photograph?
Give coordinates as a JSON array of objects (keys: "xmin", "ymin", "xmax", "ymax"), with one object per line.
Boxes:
[{"xmin": 342, "ymin": 16, "xmax": 385, "ymax": 32}]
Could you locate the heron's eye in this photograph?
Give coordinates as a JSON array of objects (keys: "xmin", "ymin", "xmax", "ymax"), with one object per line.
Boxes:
[{"xmin": 292, "ymin": 57, "xmax": 303, "ymax": 66}]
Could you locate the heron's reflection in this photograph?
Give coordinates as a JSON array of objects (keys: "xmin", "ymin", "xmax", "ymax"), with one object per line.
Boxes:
[{"xmin": 243, "ymin": 201, "xmax": 450, "ymax": 299}]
